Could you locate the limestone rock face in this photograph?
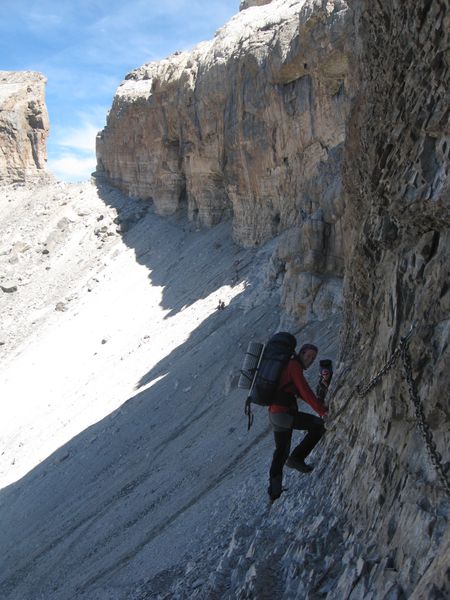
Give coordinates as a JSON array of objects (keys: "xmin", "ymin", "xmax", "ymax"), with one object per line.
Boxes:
[
  {"xmin": 240, "ymin": 0, "xmax": 274, "ymax": 10},
  {"xmin": 97, "ymin": 0, "xmax": 353, "ymax": 322},
  {"xmin": 153, "ymin": 2, "xmax": 448, "ymax": 597},
  {"xmin": 0, "ymin": 71, "xmax": 50, "ymax": 184},
  {"xmin": 310, "ymin": 1, "xmax": 450, "ymax": 596},
  {"xmin": 184, "ymin": 4, "xmax": 449, "ymax": 596}
]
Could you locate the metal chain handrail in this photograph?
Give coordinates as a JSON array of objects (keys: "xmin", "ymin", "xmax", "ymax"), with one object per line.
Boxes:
[
  {"xmin": 355, "ymin": 347, "xmax": 401, "ymax": 397},
  {"xmin": 328, "ymin": 322, "xmax": 450, "ymax": 498},
  {"xmin": 327, "ymin": 327, "xmax": 413, "ymax": 422},
  {"xmin": 401, "ymin": 343, "xmax": 450, "ymax": 497}
]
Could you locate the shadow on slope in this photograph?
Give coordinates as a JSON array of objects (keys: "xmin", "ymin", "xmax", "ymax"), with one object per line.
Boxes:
[
  {"xmin": 96, "ymin": 179, "xmax": 254, "ymax": 320},
  {"xmin": 0, "ymin": 181, "xmax": 341, "ymax": 599},
  {"xmin": 0, "ymin": 185, "xmax": 283, "ymax": 599}
]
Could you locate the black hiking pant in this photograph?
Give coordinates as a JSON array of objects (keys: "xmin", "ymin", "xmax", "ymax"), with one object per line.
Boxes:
[{"xmin": 268, "ymin": 411, "xmax": 325, "ymax": 496}]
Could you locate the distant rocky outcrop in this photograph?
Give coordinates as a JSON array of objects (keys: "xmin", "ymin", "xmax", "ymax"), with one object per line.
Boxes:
[
  {"xmin": 240, "ymin": 0, "xmax": 274, "ymax": 10},
  {"xmin": 0, "ymin": 71, "xmax": 50, "ymax": 184},
  {"xmin": 97, "ymin": 0, "xmax": 352, "ymax": 322}
]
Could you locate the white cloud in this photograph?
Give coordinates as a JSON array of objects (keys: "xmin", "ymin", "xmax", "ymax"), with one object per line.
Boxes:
[
  {"xmin": 57, "ymin": 121, "xmax": 99, "ymax": 153},
  {"xmin": 48, "ymin": 152, "xmax": 96, "ymax": 182},
  {"xmin": 48, "ymin": 112, "xmax": 106, "ymax": 182}
]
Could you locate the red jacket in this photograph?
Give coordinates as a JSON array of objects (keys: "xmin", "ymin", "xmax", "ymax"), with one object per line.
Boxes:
[{"xmin": 269, "ymin": 358, "xmax": 328, "ymax": 418}]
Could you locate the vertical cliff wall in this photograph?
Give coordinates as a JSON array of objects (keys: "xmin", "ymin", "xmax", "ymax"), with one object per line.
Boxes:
[
  {"xmin": 0, "ymin": 71, "xmax": 50, "ymax": 184},
  {"xmin": 97, "ymin": 0, "xmax": 352, "ymax": 323},
  {"xmin": 197, "ymin": 5, "xmax": 449, "ymax": 596},
  {"xmin": 320, "ymin": 0, "xmax": 450, "ymax": 595}
]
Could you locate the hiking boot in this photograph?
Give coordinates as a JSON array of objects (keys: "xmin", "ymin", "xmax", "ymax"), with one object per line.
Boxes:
[
  {"xmin": 268, "ymin": 475, "xmax": 282, "ymax": 502},
  {"xmin": 268, "ymin": 490, "xmax": 281, "ymax": 504},
  {"xmin": 285, "ymin": 456, "xmax": 314, "ymax": 473}
]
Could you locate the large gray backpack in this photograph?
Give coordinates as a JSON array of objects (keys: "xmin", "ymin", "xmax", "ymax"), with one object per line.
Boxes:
[{"xmin": 239, "ymin": 332, "xmax": 296, "ymax": 429}]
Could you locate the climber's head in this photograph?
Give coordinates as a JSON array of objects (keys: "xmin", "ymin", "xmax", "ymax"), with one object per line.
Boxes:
[{"xmin": 297, "ymin": 343, "xmax": 318, "ymax": 369}]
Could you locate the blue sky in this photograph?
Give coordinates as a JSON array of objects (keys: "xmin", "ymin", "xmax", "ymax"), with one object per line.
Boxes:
[{"xmin": 1, "ymin": 0, "xmax": 239, "ymax": 182}]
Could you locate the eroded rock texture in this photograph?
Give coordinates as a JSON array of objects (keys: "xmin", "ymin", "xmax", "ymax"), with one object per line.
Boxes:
[
  {"xmin": 0, "ymin": 71, "xmax": 50, "ymax": 184},
  {"xmin": 97, "ymin": 0, "xmax": 352, "ymax": 322},
  {"xmin": 240, "ymin": 0, "xmax": 274, "ymax": 10},
  {"xmin": 216, "ymin": 4, "xmax": 449, "ymax": 596},
  {"xmin": 312, "ymin": 0, "xmax": 450, "ymax": 596}
]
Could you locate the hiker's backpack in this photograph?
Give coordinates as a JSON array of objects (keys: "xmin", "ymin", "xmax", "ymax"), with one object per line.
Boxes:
[{"xmin": 240, "ymin": 332, "xmax": 296, "ymax": 429}]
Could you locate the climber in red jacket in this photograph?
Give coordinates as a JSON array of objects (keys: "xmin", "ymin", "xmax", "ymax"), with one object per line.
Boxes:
[{"xmin": 268, "ymin": 343, "xmax": 328, "ymax": 502}]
